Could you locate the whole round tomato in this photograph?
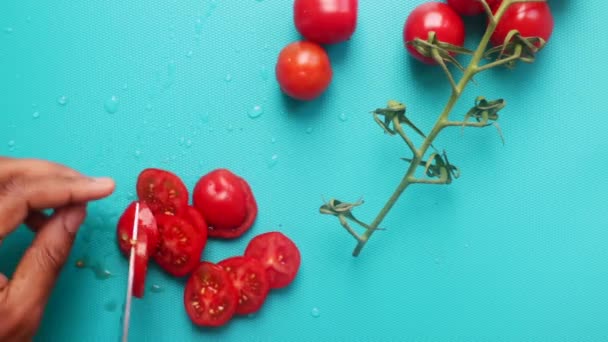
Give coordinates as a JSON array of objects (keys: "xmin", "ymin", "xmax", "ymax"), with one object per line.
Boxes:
[
  {"xmin": 193, "ymin": 169, "xmax": 257, "ymax": 239},
  {"xmin": 294, "ymin": 0, "xmax": 358, "ymax": 45},
  {"xmin": 275, "ymin": 41, "xmax": 333, "ymax": 101},
  {"xmin": 447, "ymin": 0, "xmax": 497, "ymax": 16},
  {"xmin": 490, "ymin": 1, "xmax": 554, "ymax": 46},
  {"xmin": 403, "ymin": 2, "xmax": 466, "ymax": 64}
]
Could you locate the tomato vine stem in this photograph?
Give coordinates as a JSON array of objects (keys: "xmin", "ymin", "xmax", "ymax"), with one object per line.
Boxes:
[{"xmin": 344, "ymin": 0, "xmax": 544, "ymax": 257}]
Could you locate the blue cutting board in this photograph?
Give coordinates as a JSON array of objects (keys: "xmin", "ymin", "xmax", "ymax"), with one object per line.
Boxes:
[{"xmin": 2, "ymin": 0, "xmax": 608, "ymax": 341}]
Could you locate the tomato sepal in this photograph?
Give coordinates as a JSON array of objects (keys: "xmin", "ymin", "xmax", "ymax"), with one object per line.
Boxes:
[{"xmin": 484, "ymin": 30, "xmax": 548, "ymax": 68}]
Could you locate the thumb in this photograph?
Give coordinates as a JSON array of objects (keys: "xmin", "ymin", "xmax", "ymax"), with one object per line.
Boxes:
[{"xmin": 9, "ymin": 205, "xmax": 86, "ymax": 311}]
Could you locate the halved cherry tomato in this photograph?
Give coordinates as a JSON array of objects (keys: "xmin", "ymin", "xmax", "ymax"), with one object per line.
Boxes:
[
  {"xmin": 403, "ymin": 2, "xmax": 466, "ymax": 64},
  {"xmin": 490, "ymin": 1, "xmax": 554, "ymax": 47},
  {"xmin": 184, "ymin": 262, "xmax": 239, "ymax": 327},
  {"xmin": 153, "ymin": 214, "xmax": 205, "ymax": 277},
  {"xmin": 136, "ymin": 168, "xmax": 189, "ymax": 216},
  {"xmin": 244, "ymin": 232, "xmax": 301, "ymax": 289},
  {"xmin": 116, "ymin": 201, "xmax": 159, "ymax": 257},
  {"xmin": 193, "ymin": 169, "xmax": 257, "ymax": 239},
  {"xmin": 275, "ymin": 41, "xmax": 333, "ymax": 101},
  {"xmin": 294, "ymin": 0, "xmax": 358, "ymax": 45},
  {"xmin": 218, "ymin": 256, "xmax": 270, "ymax": 315}
]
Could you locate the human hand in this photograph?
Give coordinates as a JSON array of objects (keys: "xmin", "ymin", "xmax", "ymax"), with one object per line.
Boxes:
[{"xmin": 0, "ymin": 157, "xmax": 115, "ymax": 341}]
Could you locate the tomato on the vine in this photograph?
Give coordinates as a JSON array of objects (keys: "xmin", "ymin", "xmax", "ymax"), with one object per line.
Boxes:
[
  {"xmin": 193, "ymin": 169, "xmax": 257, "ymax": 239},
  {"xmin": 136, "ymin": 168, "xmax": 189, "ymax": 216},
  {"xmin": 218, "ymin": 256, "xmax": 270, "ymax": 315},
  {"xmin": 447, "ymin": 0, "xmax": 497, "ymax": 16},
  {"xmin": 403, "ymin": 2, "xmax": 466, "ymax": 64},
  {"xmin": 184, "ymin": 262, "xmax": 239, "ymax": 327},
  {"xmin": 153, "ymin": 214, "xmax": 206, "ymax": 277},
  {"xmin": 294, "ymin": 0, "xmax": 358, "ymax": 45},
  {"xmin": 244, "ymin": 231, "xmax": 301, "ymax": 289},
  {"xmin": 275, "ymin": 41, "xmax": 333, "ymax": 101},
  {"xmin": 490, "ymin": 1, "xmax": 554, "ymax": 47}
]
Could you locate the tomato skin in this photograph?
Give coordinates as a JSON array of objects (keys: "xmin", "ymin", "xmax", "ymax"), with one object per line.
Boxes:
[
  {"xmin": 153, "ymin": 214, "xmax": 206, "ymax": 277},
  {"xmin": 447, "ymin": 0, "xmax": 497, "ymax": 16},
  {"xmin": 403, "ymin": 2, "xmax": 466, "ymax": 64},
  {"xmin": 183, "ymin": 205, "xmax": 209, "ymax": 239},
  {"xmin": 184, "ymin": 262, "xmax": 239, "ymax": 327},
  {"xmin": 132, "ymin": 230, "xmax": 149, "ymax": 298},
  {"xmin": 294, "ymin": 0, "xmax": 358, "ymax": 45},
  {"xmin": 244, "ymin": 232, "xmax": 301, "ymax": 289},
  {"xmin": 490, "ymin": 1, "xmax": 554, "ymax": 47},
  {"xmin": 136, "ymin": 168, "xmax": 189, "ymax": 216},
  {"xmin": 218, "ymin": 256, "xmax": 270, "ymax": 315},
  {"xmin": 117, "ymin": 201, "xmax": 159, "ymax": 257},
  {"xmin": 275, "ymin": 41, "xmax": 333, "ymax": 101},
  {"xmin": 193, "ymin": 169, "xmax": 257, "ymax": 239}
]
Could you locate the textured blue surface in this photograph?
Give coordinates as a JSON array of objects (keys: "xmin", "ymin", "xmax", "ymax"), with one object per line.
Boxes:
[{"xmin": 2, "ymin": 0, "xmax": 607, "ymax": 341}]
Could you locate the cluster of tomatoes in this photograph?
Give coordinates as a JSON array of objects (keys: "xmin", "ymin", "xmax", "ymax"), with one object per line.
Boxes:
[
  {"xmin": 116, "ymin": 168, "xmax": 301, "ymax": 327},
  {"xmin": 404, "ymin": 0, "xmax": 554, "ymax": 64},
  {"xmin": 275, "ymin": 0, "xmax": 358, "ymax": 101}
]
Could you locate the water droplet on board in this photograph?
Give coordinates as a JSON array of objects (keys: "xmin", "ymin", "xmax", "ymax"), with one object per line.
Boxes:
[
  {"xmin": 145, "ymin": 103, "xmax": 153, "ymax": 112},
  {"xmin": 31, "ymin": 103, "xmax": 38, "ymax": 108},
  {"xmin": 32, "ymin": 111, "xmax": 40, "ymax": 119},
  {"xmin": 226, "ymin": 124, "xmax": 234, "ymax": 132},
  {"xmin": 434, "ymin": 258, "xmax": 441, "ymax": 265},
  {"xmin": 26, "ymin": 16, "xmax": 32, "ymax": 23},
  {"xmin": 7, "ymin": 140, "xmax": 15, "ymax": 147},
  {"xmin": 57, "ymin": 95, "xmax": 69, "ymax": 106},
  {"xmin": 104, "ymin": 300, "xmax": 118, "ymax": 312},
  {"xmin": 311, "ymin": 307, "xmax": 320, "ymax": 318},
  {"xmin": 185, "ymin": 139, "xmax": 192, "ymax": 148},
  {"xmin": 339, "ymin": 112, "xmax": 348, "ymax": 122},
  {"xmin": 150, "ymin": 284, "xmax": 164, "ymax": 293},
  {"xmin": 225, "ymin": 73, "xmax": 232, "ymax": 82},
  {"xmin": 263, "ymin": 43, "xmax": 270, "ymax": 51},
  {"xmin": 122, "ymin": 83, "xmax": 129, "ymax": 90},
  {"xmin": 267, "ymin": 154, "xmax": 278, "ymax": 168},
  {"xmin": 248, "ymin": 105, "xmax": 263, "ymax": 119},
  {"xmin": 259, "ymin": 65, "xmax": 269, "ymax": 80},
  {"xmin": 186, "ymin": 50, "xmax": 193, "ymax": 58},
  {"xmin": 464, "ymin": 243, "xmax": 470, "ymax": 249},
  {"xmin": 92, "ymin": 263, "xmax": 112, "ymax": 280},
  {"xmin": 306, "ymin": 127, "xmax": 314, "ymax": 134},
  {"xmin": 3, "ymin": 27, "xmax": 13, "ymax": 34},
  {"xmin": 200, "ymin": 112, "xmax": 209, "ymax": 123},
  {"xmin": 104, "ymin": 96, "xmax": 120, "ymax": 114},
  {"xmin": 134, "ymin": 150, "xmax": 141, "ymax": 158},
  {"xmin": 270, "ymin": 137, "xmax": 277, "ymax": 144}
]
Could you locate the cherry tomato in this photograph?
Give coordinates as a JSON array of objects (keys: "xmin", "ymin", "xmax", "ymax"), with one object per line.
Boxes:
[
  {"xmin": 490, "ymin": 1, "xmax": 554, "ymax": 47},
  {"xmin": 294, "ymin": 0, "xmax": 358, "ymax": 45},
  {"xmin": 244, "ymin": 232, "xmax": 301, "ymax": 289},
  {"xmin": 136, "ymin": 168, "xmax": 189, "ymax": 216},
  {"xmin": 193, "ymin": 169, "xmax": 257, "ymax": 239},
  {"xmin": 275, "ymin": 41, "xmax": 333, "ymax": 101},
  {"xmin": 153, "ymin": 214, "xmax": 206, "ymax": 277},
  {"xmin": 218, "ymin": 256, "xmax": 270, "ymax": 315},
  {"xmin": 403, "ymin": 2, "xmax": 466, "ymax": 64},
  {"xmin": 447, "ymin": 0, "xmax": 497, "ymax": 16},
  {"xmin": 184, "ymin": 261, "xmax": 239, "ymax": 327},
  {"xmin": 116, "ymin": 201, "xmax": 159, "ymax": 258}
]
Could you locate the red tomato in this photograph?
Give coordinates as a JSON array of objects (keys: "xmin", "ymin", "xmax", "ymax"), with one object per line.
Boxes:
[
  {"xmin": 153, "ymin": 214, "xmax": 206, "ymax": 277},
  {"xmin": 447, "ymin": 0, "xmax": 497, "ymax": 16},
  {"xmin": 182, "ymin": 205, "xmax": 209, "ymax": 239},
  {"xmin": 294, "ymin": 0, "xmax": 358, "ymax": 45},
  {"xmin": 244, "ymin": 232, "xmax": 301, "ymax": 289},
  {"xmin": 490, "ymin": 1, "xmax": 554, "ymax": 47},
  {"xmin": 131, "ymin": 228, "xmax": 149, "ymax": 298},
  {"xmin": 193, "ymin": 169, "xmax": 257, "ymax": 239},
  {"xmin": 136, "ymin": 168, "xmax": 189, "ymax": 216},
  {"xmin": 403, "ymin": 2, "xmax": 466, "ymax": 64},
  {"xmin": 116, "ymin": 201, "xmax": 159, "ymax": 258},
  {"xmin": 275, "ymin": 41, "xmax": 333, "ymax": 101},
  {"xmin": 184, "ymin": 262, "xmax": 239, "ymax": 327},
  {"xmin": 218, "ymin": 256, "xmax": 270, "ymax": 315}
]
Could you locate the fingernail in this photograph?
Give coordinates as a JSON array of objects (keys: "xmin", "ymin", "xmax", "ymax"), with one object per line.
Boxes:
[
  {"xmin": 90, "ymin": 177, "xmax": 115, "ymax": 188},
  {"xmin": 63, "ymin": 206, "xmax": 87, "ymax": 234}
]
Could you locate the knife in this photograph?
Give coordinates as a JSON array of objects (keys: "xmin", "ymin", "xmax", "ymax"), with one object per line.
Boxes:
[{"xmin": 122, "ymin": 201, "xmax": 140, "ymax": 342}]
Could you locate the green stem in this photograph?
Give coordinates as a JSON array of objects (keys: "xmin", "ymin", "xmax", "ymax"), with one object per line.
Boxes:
[{"xmin": 352, "ymin": 0, "xmax": 517, "ymax": 257}]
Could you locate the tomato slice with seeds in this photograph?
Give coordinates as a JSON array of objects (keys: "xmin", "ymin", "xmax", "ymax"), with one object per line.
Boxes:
[
  {"xmin": 116, "ymin": 201, "xmax": 159, "ymax": 257},
  {"xmin": 218, "ymin": 256, "xmax": 270, "ymax": 315},
  {"xmin": 244, "ymin": 232, "xmax": 301, "ymax": 289},
  {"xmin": 153, "ymin": 214, "xmax": 205, "ymax": 277},
  {"xmin": 184, "ymin": 262, "xmax": 239, "ymax": 327},
  {"xmin": 136, "ymin": 168, "xmax": 189, "ymax": 216}
]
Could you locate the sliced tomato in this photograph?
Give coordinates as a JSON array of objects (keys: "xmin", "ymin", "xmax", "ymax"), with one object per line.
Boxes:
[
  {"xmin": 132, "ymin": 229, "xmax": 149, "ymax": 298},
  {"xmin": 244, "ymin": 232, "xmax": 301, "ymax": 289},
  {"xmin": 136, "ymin": 168, "xmax": 189, "ymax": 216},
  {"xmin": 152, "ymin": 214, "xmax": 205, "ymax": 277},
  {"xmin": 116, "ymin": 201, "xmax": 159, "ymax": 257},
  {"xmin": 184, "ymin": 262, "xmax": 239, "ymax": 327},
  {"xmin": 182, "ymin": 206, "xmax": 209, "ymax": 238},
  {"xmin": 218, "ymin": 256, "xmax": 270, "ymax": 315}
]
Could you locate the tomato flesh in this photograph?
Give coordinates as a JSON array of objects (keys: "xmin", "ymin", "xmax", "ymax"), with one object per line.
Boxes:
[
  {"xmin": 136, "ymin": 168, "xmax": 189, "ymax": 216},
  {"xmin": 490, "ymin": 1, "xmax": 554, "ymax": 47},
  {"xmin": 193, "ymin": 169, "xmax": 257, "ymax": 239},
  {"xmin": 294, "ymin": 0, "xmax": 358, "ymax": 45},
  {"xmin": 132, "ymin": 229, "xmax": 149, "ymax": 298},
  {"xmin": 244, "ymin": 232, "xmax": 301, "ymax": 289},
  {"xmin": 275, "ymin": 41, "xmax": 333, "ymax": 101},
  {"xmin": 153, "ymin": 214, "xmax": 205, "ymax": 277},
  {"xmin": 182, "ymin": 205, "xmax": 209, "ymax": 240},
  {"xmin": 117, "ymin": 201, "xmax": 159, "ymax": 257},
  {"xmin": 403, "ymin": 2, "xmax": 466, "ymax": 64},
  {"xmin": 184, "ymin": 262, "xmax": 239, "ymax": 327},
  {"xmin": 218, "ymin": 256, "xmax": 270, "ymax": 315}
]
